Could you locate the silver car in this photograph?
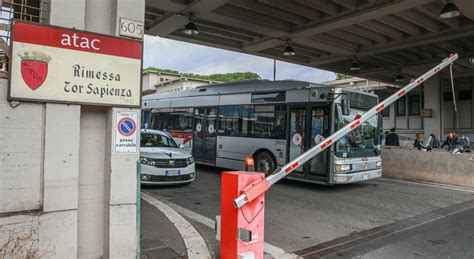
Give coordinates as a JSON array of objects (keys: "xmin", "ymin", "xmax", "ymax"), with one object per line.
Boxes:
[{"xmin": 140, "ymin": 129, "xmax": 195, "ymax": 185}]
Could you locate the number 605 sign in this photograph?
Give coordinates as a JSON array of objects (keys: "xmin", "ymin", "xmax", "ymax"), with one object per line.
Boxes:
[{"xmin": 119, "ymin": 17, "xmax": 144, "ymax": 40}]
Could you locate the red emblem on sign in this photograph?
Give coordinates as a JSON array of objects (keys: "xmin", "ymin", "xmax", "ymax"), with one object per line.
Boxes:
[{"xmin": 17, "ymin": 50, "xmax": 51, "ymax": 91}]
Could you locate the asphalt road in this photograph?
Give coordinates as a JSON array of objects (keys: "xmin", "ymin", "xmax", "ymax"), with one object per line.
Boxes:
[{"xmin": 141, "ymin": 165, "xmax": 474, "ymax": 258}]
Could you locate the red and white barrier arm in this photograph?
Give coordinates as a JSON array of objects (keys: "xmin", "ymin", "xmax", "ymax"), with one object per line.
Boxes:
[{"xmin": 233, "ymin": 53, "xmax": 459, "ymax": 208}]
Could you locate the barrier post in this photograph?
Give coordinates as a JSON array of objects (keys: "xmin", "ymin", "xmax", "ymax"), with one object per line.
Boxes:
[{"xmin": 221, "ymin": 171, "xmax": 266, "ymax": 259}]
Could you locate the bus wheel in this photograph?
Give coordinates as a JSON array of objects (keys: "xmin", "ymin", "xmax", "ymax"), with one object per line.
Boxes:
[{"xmin": 255, "ymin": 152, "xmax": 275, "ymax": 175}]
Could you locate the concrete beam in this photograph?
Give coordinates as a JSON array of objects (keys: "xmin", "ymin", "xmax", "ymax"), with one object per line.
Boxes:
[
  {"xmin": 230, "ymin": 0, "xmax": 307, "ymax": 25},
  {"xmin": 295, "ymin": 36, "xmax": 355, "ymax": 56},
  {"xmin": 257, "ymin": 0, "xmax": 321, "ymax": 20},
  {"xmin": 395, "ymin": 9, "xmax": 439, "ymax": 33},
  {"xmin": 332, "ymin": 0, "xmax": 358, "ymax": 9},
  {"xmin": 344, "ymin": 24, "xmax": 388, "ymax": 44},
  {"xmin": 359, "ymin": 25, "xmax": 474, "ymax": 55},
  {"xmin": 216, "ymin": 4, "xmax": 291, "ymax": 32},
  {"xmin": 145, "ymin": 13, "xmax": 188, "ymax": 36},
  {"xmin": 146, "ymin": 0, "xmax": 231, "ymax": 36},
  {"xmin": 330, "ymin": 29, "xmax": 373, "ymax": 47},
  {"xmin": 290, "ymin": 0, "xmax": 433, "ymax": 38},
  {"xmin": 198, "ymin": 25, "xmax": 253, "ymax": 42},
  {"xmin": 243, "ymin": 37, "xmax": 284, "ymax": 51},
  {"xmin": 359, "ymin": 20, "xmax": 404, "ymax": 41},
  {"xmin": 378, "ymin": 15, "xmax": 422, "ymax": 37},
  {"xmin": 295, "ymin": 0, "xmax": 339, "ymax": 15},
  {"xmin": 309, "ymin": 55, "xmax": 347, "ymax": 66}
]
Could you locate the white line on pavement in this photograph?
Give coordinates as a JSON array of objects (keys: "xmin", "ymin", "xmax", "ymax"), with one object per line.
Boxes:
[
  {"xmin": 141, "ymin": 192, "xmax": 212, "ymax": 259},
  {"xmin": 379, "ymin": 177, "xmax": 474, "ymax": 193},
  {"xmin": 143, "ymin": 191, "xmax": 299, "ymax": 259}
]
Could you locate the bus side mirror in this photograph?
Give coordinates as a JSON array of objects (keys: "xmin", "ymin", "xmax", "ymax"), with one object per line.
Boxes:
[{"xmin": 341, "ymin": 97, "xmax": 350, "ymax": 116}]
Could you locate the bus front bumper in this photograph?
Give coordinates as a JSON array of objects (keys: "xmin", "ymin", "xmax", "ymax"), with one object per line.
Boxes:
[{"xmin": 332, "ymin": 169, "xmax": 382, "ymax": 184}]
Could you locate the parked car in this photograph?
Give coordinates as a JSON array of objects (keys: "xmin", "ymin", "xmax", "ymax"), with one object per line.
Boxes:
[{"xmin": 140, "ymin": 129, "xmax": 195, "ymax": 185}]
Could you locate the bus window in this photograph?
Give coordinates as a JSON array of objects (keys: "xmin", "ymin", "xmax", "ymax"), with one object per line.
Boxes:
[
  {"xmin": 150, "ymin": 108, "xmax": 193, "ymax": 133},
  {"xmin": 217, "ymin": 105, "xmax": 286, "ymax": 139}
]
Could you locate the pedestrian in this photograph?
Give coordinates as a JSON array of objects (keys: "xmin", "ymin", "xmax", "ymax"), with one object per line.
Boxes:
[
  {"xmin": 450, "ymin": 134, "xmax": 471, "ymax": 154},
  {"xmin": 385, "ymin": 128, "xmax": 400, "ymax": 146},
  {"xmin": 414, "ymin": 133, "xmax": 423, "ymax": 149},
  {"xmin": 426, "ymin": 134, "xmax": 440, "ymax": 149},
  {"xmin": 441, "ymin": 132, "xmax": 457, "ymax": 151}
]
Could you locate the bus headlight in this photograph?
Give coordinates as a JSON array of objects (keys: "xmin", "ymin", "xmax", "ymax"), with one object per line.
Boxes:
[
  {"xmin": 376, "ymin": 161, "xmax": 382, "ymax": 168},
  {"xmin": 335, "ymin": 164, "xmax": 352, "ymax": 172}
]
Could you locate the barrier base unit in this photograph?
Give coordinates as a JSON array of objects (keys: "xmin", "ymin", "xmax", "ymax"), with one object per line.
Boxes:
[{"xmin": 221, "ymin": 171, "xmax": 265, "ymax": 259}]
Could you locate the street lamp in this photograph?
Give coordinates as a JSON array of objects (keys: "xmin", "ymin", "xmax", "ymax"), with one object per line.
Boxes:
[
  {"xmin": 283, "ymin": 45, "xmax": 296, "ymax": 56},
  {"xmin": 440, "ymin": 0, "xmax": 461, "ymax": 19},
  {"xmin": 350, "ymin": 59, "xmax": 360, "ymax": 71}
]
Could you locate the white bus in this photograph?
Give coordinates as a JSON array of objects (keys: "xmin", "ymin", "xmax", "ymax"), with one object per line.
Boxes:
[{"xmin": 142, "ymin": 80, "xmax": 382, "ymax": 184}]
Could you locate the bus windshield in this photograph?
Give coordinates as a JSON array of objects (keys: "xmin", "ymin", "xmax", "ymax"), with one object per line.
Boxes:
[{"xmin": 335, "ymin": 105, "xmax": 380, "ymax": 158}]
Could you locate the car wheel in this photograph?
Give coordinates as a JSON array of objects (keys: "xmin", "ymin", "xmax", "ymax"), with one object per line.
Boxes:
[{"xmin": 255, "ymin": 152, "xmax": 276, "ymax": 175}]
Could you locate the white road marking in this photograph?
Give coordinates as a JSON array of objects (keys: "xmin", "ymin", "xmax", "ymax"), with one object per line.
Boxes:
[
  {"xmin": 379, "ymin": 177, "xmax": 474, "ymax": 193},
  {"xmin": 143, "ymin": 191, "xmax": 299, "ymax": 259},
  {"xmin": 141, "ymin": 192, "xmax": 211, "ymax": 259}
]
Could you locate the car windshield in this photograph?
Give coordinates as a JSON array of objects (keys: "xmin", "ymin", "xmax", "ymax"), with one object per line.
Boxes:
[
  {"xmin": 141, "ymin": 133, "xmax": 178, "ymax": 148},
  {"xmin": 334, "ymin": 105, "xmax": 380, "ymax": 158}
]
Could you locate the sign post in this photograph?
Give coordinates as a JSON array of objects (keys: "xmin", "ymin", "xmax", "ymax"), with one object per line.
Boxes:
[{"xmin": 114, "ymin": 109, "xmax": 140, "ymax": 154}]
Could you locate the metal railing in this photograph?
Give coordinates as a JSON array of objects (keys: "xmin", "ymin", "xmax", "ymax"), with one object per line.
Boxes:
[{"xmin": 0, "ymin": 0, "xmax": 49, "ymax": 73}]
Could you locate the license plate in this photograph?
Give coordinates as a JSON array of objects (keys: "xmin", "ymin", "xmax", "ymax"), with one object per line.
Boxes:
[
  {"xmin": 165, "ymin": 170, "xmax": 181, "ymax": 176},
  {"xmin": 362, "ymin": 174, "xmax": 370, "ymax": 180}
]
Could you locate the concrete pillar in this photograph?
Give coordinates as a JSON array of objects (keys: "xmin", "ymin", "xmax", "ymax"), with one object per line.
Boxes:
[
  {"xmin": 1, "ymin": 1, "xmax": 143, "ymax": 257},
  {"xmin": 103, "ymin": 2, "xmax": 144, "ymax": 257},
  {"xmin": 49, "ymin": 0, "xmax": 85, "ymax": 29},
  {"xmin": 41, "ymin": 0, "xmax": 86, "ymax": 257},
  {"xmin": 423, "ymin": 76, "xmax": 443, "ymax": 139}
]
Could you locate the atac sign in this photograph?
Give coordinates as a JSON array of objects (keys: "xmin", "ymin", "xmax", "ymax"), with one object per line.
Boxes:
[{"xmin": 8, "ymin": 21, "xmax": 142, "ymax": 107}]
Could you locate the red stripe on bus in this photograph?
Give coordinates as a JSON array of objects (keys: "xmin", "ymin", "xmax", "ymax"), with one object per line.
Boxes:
[{"xmin": 285, "ymin": 162, "xmax": 300, "ymax": 173}]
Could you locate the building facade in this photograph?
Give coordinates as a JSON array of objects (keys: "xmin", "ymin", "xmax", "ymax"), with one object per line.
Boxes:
[
  {"xmin": 142, "ymin": 70, "xmax": 219, "ymax": 95},
  {"xmin": 323, "ymin": 76, "xmax": 474, "ymax": 142}
]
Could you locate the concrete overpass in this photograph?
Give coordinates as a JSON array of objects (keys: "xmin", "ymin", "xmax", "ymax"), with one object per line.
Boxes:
[
  {"xmin": 144, "ymin": 0, "xmax": 474, "ymax": 84},
  {"xmin": 144, "ymin": 0, "xmax": 474, "ymax": 139}
]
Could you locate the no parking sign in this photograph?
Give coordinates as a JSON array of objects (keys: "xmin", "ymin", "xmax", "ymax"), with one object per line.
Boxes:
[{"xmin": 114, "ymin": 109, "xmax": 139, "ymax": 153}]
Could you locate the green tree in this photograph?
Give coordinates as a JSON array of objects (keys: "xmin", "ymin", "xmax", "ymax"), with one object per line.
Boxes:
[
  {"xmin": 144, "ymin": 68, "xmax": 262, "ymax": 83},
  {"xmin": 336, "ymin": 73, "xmax": 352, "ymax": 80}
]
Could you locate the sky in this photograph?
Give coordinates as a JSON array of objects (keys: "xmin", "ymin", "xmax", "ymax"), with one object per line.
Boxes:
[{"xmin": 143, "ymin": 35, "xmax": 336, "ymax": 83}]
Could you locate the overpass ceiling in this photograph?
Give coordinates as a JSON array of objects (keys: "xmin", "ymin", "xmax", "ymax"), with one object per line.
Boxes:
[{"xmin": 145, "ymin": 0, "xmax": 474, "ymax": 84}]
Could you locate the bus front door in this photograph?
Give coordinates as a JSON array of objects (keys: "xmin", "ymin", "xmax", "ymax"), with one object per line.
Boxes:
[
  {"xmin": 193, "ymin": 108, "xmax": 217, "ymax": 165},
  {"xmin": 288, "ymin": 106, "xmax": 306, "ymax": 179},
  {"xmin": 288, "ymin": 106, "xmax": 330, "ymax": 182},
  {"xmin": 308, "ymin": 106, "xmax": 330, "ymax": 182}
]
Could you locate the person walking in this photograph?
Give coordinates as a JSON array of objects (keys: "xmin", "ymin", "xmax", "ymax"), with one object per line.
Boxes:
[{"xmin": 385, "ymin": 128, "xmax": 400, "ymax": 146}]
